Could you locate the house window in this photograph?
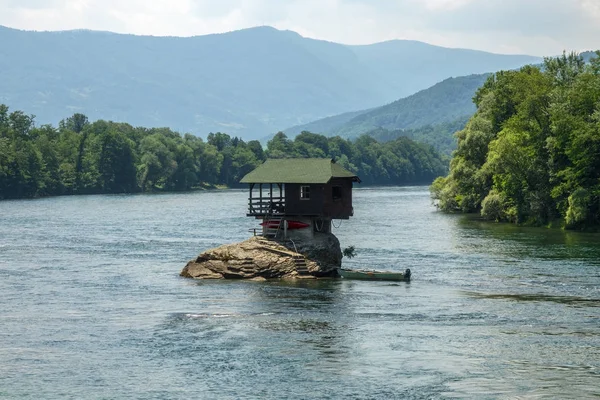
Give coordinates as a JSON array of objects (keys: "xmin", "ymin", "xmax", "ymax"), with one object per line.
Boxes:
[
  {"xmin": 332, "ymin": 186, "xmax": 342, "ymax": 201},
  {"xmin": 300, "ymin": 186, "xmax": 310, "ymax": 200}
]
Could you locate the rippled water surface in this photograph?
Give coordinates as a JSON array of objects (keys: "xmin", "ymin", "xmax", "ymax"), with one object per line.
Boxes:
[{"xmin": 1, "ymin": 187, "xmax": 599, "ymax": 399}]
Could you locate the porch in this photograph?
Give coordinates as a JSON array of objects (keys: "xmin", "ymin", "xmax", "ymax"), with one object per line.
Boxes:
[{"xmin": 246, "ymin": 183, "xmax": 286, "ymax": 217}]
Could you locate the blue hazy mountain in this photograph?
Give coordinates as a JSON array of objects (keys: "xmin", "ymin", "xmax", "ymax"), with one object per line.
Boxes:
[{"xmin": 0, "ymin": 25, "xmax": 540, "ymax": 139}]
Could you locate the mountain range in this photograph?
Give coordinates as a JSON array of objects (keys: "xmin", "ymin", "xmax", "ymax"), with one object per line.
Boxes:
[
  {"xmin": 284, "ymin": 73, "xmax": 490, "ymax": 138},
  {"xmin": 0, "ymin": 25, "xmax": 541, "ymax": 139}
]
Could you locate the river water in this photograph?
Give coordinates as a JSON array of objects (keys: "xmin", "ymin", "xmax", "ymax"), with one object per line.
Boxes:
[{"xmin": 0, "ymin": 187, "xmax": 598, "ymax": 399}]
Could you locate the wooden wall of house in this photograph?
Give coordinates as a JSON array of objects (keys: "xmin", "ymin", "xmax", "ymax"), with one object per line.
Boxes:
[
  {"xmin": 323, "ymin": 178, "xmax": 354, "ymax": 219},
  {"xmin": 284, "ymin": 179, "xmax": 354, "ymax": 218},
  {"xmin": 285, "ymin": 183, "xmax": 325, "ymax": 216}
]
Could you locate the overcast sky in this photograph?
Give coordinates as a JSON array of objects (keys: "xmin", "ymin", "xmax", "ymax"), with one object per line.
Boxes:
[{"xmin": 1, "ymin": 0, "xmax": 598, "ymax": 56}]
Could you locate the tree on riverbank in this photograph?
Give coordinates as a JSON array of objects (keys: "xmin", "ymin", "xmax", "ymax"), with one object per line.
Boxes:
[
  {"xmin": 431, "ymin": 52, "xmax": 600, "ymax": 229},
  {"xmin": 0, "ymin": 106, "xmax": 447, "ymax": 200}
]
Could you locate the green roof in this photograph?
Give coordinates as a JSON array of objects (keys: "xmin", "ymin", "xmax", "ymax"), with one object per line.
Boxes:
[{"xmin": 240, "ymin": 158, "xmax": 360, "ymax": 184}]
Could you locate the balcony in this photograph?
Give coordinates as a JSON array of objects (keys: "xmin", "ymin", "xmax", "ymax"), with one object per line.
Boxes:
[{"xmin": 247, "ymin": 198, "xmax": 286, "ymax": 217}]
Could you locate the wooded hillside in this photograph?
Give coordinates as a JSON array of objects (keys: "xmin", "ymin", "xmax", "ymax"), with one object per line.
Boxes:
[{"xmin": 431, "ymin": 52, "xmax": 600, "ymax": 229}]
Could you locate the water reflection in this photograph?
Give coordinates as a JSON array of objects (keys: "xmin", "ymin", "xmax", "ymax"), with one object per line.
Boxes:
[
  {"xmin": 457, "ymin": 215, "xmax": 600, "ymax": 263},
  {"xmin": 254, "ymin": 280, "xmax": 353, "ymax": 365}
]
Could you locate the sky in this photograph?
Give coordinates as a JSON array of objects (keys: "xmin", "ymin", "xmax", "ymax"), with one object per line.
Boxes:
[{"xmin": 0, "ymin": 0, "xmax": 599, "ymax": 56}]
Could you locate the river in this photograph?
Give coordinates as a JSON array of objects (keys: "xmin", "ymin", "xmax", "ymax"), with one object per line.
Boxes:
[{"xmin": 0, "ymin": 187, "xmax": 598, "ymax": 399}]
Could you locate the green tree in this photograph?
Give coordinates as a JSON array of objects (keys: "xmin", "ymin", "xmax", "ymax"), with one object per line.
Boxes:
[
  {"xmin": 168, "ymin": 143, "xmax": 199, "ymax": 191},
  {"xmin": 433, "ymin": 52, "xmax": 600, "ymax": 229},
  {"xmin": 294, "ymin": 131, "xmax": 329, "ymax": 157},
  {"xmin": 266, "ymin": 132, "xmax": 294, "ymax": 158},
  {"xmin": 137, "ymin": 133, "xmax": 177, "ymax": 191},
  {"xmin": 98, "ymin": 129, "xmax": 138, "ymax": 193},
  {"xmin": 59, "ymin": 113, "xmax": 89, "ymax": 134},
  {"xmin": 207, "ymin": 132, "xmax": 232, "ymax": 152},
  {"xmin": 34, "ymin": 127, "xmax": 62, "ymax": 195},
  {"xmin": 247, "ymin": 140, "xmax": 266, "ymax": 162}
]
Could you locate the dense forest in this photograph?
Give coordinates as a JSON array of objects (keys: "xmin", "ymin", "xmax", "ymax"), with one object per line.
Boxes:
[
  {"xmin": 431, "ymin": 52, "xmax": 600, "ymax": 229},
  {"xmin": 0, "ymin": 105, "xmax": 447, "ymax": 200}
]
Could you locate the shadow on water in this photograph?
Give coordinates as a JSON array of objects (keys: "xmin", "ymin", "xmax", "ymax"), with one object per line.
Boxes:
[
  {"xmin": 463, "ymin": 291, "xmax": 600, "ymax": 307},
  {"xmin": 188, "ymin": 277, "xmax": 347, "ymax": 310},
  {"xmin": 250, "ymin": 279, "xmax": 352, "ymax": 362},
  {"xmin": 457, "ymin": 215, "xmax": 600, "ymax": 261},
  {"xmin": 165, "ymin": 277, "xmax": 350, "ymax": 341},
  {"xmin": 252, "ymin": 279, "xmax": 345, "ymax": 307},
  {"xmin": 141, "ymin": 278, "xmax": 358, "ymax": 396}
]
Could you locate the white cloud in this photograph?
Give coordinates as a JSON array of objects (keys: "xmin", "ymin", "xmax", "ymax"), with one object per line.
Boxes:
[
  {"xmin": 418, "ymin": 0, "xmax": 474, "ymax": 11},
  {"xmin": 0, "ymin": 0, "xmax": 598, "ymax": 55}
]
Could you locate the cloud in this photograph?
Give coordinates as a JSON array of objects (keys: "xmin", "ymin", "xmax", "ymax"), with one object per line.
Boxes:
[
  {"xmin": 418, "ymin": 0, "xmax": 475, "ymax": 11},
  {"xmin": 0, "ymin": 0, "xmax": 598, "ymax": 55},
  {"xmin": 416, "ymin": 0, "xmax": 600, "ymax": 54}
]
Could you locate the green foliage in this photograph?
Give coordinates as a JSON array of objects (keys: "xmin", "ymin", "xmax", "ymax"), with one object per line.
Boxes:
[
  {"xmin": 0, "ymin": 108, "xmax": 262, "ymax": 199},
  {"xmin": 0, "ymin": 104, "xmax": 448, "ymax": 200},
  {"xmin": 342, "ymin": 246, "xmax": 356, "ymax": 259},
  {"xmin": 59, "ymin": 113, "xmax": 89, "ymax": 134},
  {"xmin": 432, "ymin": 52, "xmax": 600, "ymax": 230},
  {"xmin": 481, "ymin": 190, "xmax": 508, "ymax": 222},
  {"xmin": 97, "ymin": 129, "xmax": 137, "ymax": 193},
  {"xmin": 265, "ymin": 131, "xmax": 446, "ymax": 185},
  {"xmin": 565, "ymin": 188, "xmax": 591, "ymax": 229},
  {"xmin": 266, "ymin": 132, "xmax": 294, "ymax": 159}
]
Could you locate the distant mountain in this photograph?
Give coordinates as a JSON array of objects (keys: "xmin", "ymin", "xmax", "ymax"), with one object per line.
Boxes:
[
  {"xmin": 0, "ymin": 25, "xmax": 540, "ymax": 139},
  {"xmin": 581, "ymin": 51, "xmax": 599, "ymax": 63},
  {"xmin": 366, "ymin": 116, "xmax": 471, "ymax": 156},
  {"xmin": 349, "ymin": 41, "xmax": 517, "ymax": 101},
  {"xmin": 283, "ymin": 108, "xmax": 373, "ymax": 137},
  {"xmin": 285, "ymin": 73, "xmax": 489, "ymax": 138}
]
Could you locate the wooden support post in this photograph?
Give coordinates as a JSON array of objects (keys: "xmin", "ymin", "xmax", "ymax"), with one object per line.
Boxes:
[
  {"xmin": 249, "ymin": 183, "xmax": 254, "ymax": 213},
  {"xmin": 259, "ymin": 183, "xmax": 263, "ymax": 214},
  {"xmin": 279, "ymin": 183, "xmax": 283, "ymax": 210}
]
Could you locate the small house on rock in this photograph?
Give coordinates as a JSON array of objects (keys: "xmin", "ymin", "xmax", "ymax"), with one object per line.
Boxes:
[{"xmin": 240, "ymin": 158, "xmax": 360, "ymax": 240}]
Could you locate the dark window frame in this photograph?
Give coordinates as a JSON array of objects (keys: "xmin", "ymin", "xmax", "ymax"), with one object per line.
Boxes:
[{"xmin": 300, "ymin": 185, "xmax": 310, "ymax": 200}]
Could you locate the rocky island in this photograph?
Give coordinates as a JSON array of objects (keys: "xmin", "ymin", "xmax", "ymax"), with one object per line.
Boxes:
[
  {"xmin": 181, "ymin": 158, "xmax": 359, "ymax": 281},
  {"xmin": 180, "ymin": 232, "xmax": 343, "ymax": 280}
]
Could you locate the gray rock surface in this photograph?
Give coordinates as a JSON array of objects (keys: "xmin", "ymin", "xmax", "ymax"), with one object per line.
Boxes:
[
  {"xmin": 180, "ymin": 234, "xmax": 342, "ymax": 280},
  {"xmin": 281, "ymin": 233, "xmax": 342, "ymax": 276}
]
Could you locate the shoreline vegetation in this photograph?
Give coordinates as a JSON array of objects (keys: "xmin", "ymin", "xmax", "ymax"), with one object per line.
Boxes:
[
  {"xmin": 431, "ymin": 52, "xmax": 600, "ymax": 230},
  {"xmin": 0, "ymin": 105, "xmax": 447, "ymax": 201}
]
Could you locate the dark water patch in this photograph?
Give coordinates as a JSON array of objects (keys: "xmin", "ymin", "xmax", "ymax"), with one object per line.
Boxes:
[
  {"xmin": 464, "ymin": 291, "xmax": 600, "ymax": 307},
  {"xmin": 259, "ymin": 319, "xmax": 337, "ymax": 333}
]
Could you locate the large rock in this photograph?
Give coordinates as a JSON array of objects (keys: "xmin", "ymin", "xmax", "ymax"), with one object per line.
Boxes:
[
  {"xmin": 282, "ymin": 232, "xmax": 342, "ymax": 274},
  {"xmin": 180, "ymin": 234, "xmax": 342, "ymax": 280}
]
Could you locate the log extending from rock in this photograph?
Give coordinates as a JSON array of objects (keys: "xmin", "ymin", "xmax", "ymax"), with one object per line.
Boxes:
[{"xmin": 180, "ymin": 234, "xmax": 342, "ymax": 280}]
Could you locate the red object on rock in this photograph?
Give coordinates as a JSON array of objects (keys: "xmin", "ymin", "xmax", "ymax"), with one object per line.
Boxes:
[{"xmin": 260, "ymin": 220, "xmax": 310, "ymax": 230}]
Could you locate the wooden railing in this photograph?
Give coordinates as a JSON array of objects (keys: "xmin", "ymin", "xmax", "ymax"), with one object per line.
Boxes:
[{"xmin": 248, "ymin": 199, "xmax": 286, "ymax": 216}]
